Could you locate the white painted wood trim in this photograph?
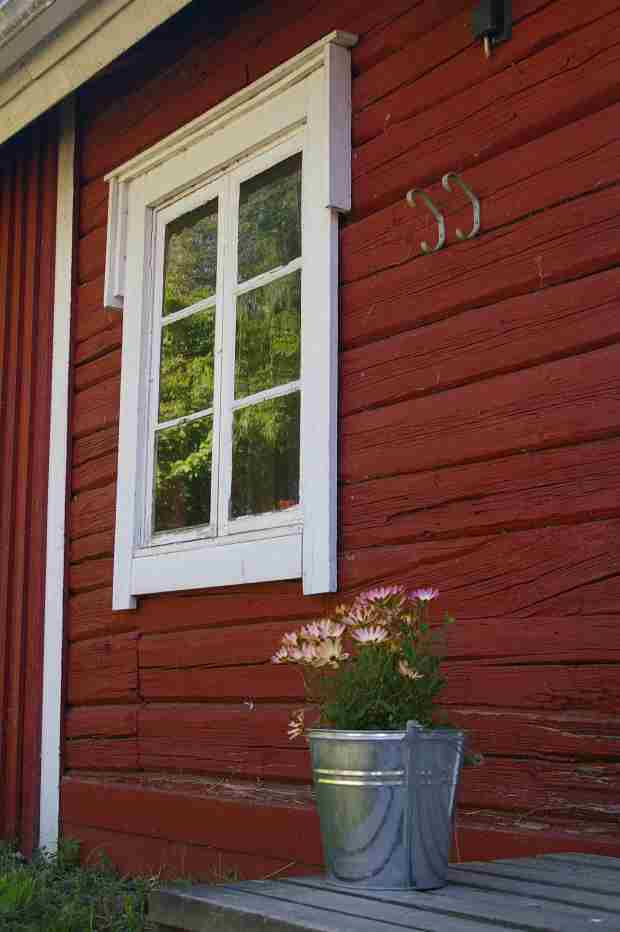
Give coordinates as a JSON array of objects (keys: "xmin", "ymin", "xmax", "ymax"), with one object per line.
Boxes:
[
  {"xmin": 104, "ymin": 30, "xmax": 357, "ymax": 184},
  {"xmin": 104, "ymin": 30, "xmax": 357, "ymax": 312},
  {"xmin": 111, "ymin": 35, "xmax": 357, "ymax": 607},
  {"xmin": 131, "ymin": 532, "xmax": 302, "ymax": 596},
  {"xmin": 0, "ymin": 0, "xmax": 93, "ymax": 79},
  {"xmin": 0, "ymin": 0, "xmax": 195, "ymax": 148},
  {"xmin": 39, "ymin": 96, "xmax": 75, "ymax": 853},
  {"xmin": 301, "ymin": 69, "xmax": 339, "ymax": 594},
  {"xmin": 111, "ymin": 176, "xmax": 149, "ymax": 611}
]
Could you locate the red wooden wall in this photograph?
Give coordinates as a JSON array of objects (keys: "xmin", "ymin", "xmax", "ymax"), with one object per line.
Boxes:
[
  {"xmin": 0, "ymin": 111, "xmax": 58, "ymax": 855},
  {"xmin": 63, "ymin": 0, "xmax": 620, "ymax": 876}
]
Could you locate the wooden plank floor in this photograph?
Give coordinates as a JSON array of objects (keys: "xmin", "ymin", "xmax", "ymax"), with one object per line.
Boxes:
[{"xmin": 149, "ymin": 853, "xmax": 620, "ymax": 931}]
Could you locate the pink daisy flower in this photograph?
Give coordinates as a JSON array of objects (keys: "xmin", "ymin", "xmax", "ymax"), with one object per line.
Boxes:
[
  {"xmin": 359, "ymin": 585, "xmax": 405, "ymax": 604},
  {"xmin": 410, "ymin": 587, "xmax": 439, "ymax": 602},
  {"xmin": 351, "ymin": 625, "xmax": 390, "ymax": 644}
]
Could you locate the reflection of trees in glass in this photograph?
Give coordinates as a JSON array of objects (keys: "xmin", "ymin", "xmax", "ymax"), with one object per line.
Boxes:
[
  {"xmin": 238, "ymin": 154, "xmax": 301, "ymax": 282},
  {"xmin": 152, "ymin": 155, "xmax": 304, "ymax": 532},
  {"xmin": 159, "ymin": 309, "xmax": 216, "ymax": 422},
  {"xmin": 236, "ymin": 270, "xmax": 300, "ymax": 398},
  {"xmin": 231, "ymin": 393, "xmax": 300, "ymax": 519},
  {"xmin": 163, "ymin": 199, "xmax": 218, "ymax": 316},
  {"xmin": 154, "ymin": 417, "xmax": 213, "ymax": 532}
]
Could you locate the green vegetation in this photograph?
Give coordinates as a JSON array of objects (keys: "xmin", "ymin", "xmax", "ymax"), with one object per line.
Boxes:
[
  {"xmin": 273, "ymin": 588, "xmax": 456, "ymax": 736},
  {"xmin": 0, "ymin": 840, "xmax": 158, "ymax": 932},
  {"xmin": 154, "ymin": 152, "xmax": 303, "ymax": 531}
]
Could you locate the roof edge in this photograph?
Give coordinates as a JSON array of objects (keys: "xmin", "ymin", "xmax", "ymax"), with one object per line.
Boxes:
[
  {"xmin": 0, "ymin": 0, "xmax": 92, "ymax": 76},
  {"xmin": 0, "ymin": 0, "xmax": 194, "ymax": 147}
]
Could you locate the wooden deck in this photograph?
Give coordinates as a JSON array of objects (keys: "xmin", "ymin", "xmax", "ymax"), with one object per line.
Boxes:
[{"xmin": 149, "ymin": 853, "xmax": 620, "ymax": 931}]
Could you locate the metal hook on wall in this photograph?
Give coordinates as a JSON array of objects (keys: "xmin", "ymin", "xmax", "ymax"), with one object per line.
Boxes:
[
  {"xmin": 442, "ymin": 172, "xmax": 481, "ymax": 241},
  {"xmin": 406, "ymin": 188, "xmax": 446, "ymax": 254}
]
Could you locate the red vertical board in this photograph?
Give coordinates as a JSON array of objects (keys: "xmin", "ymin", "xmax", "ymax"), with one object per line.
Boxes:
[{"xmin": 0, "ymin": 112, "xmax": 58, "ymax": 854}]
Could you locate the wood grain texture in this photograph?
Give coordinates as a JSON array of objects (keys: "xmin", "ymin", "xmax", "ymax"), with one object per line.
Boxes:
[
  {"xmin": 343, "ymin": 103, "xmax": 620, "ymax": 288},
  {"xmin": 70, "ymin": 529, "xmax": 115, "ymax": 564},
  {"xmin": 150, "ymin": 866, "xmax": 620, "ymax": 932},
  {"xmin": 72, "ymin": 451, "xmax": 117, "ymax": 494},
  {"xmin": 352, "ymin": 0, "xmax": 472, "ymax": 95},
  {"xmin": 0, "ymin": 112, "xmax": 57, "ymax": 853},
  {"xmin": 341, "ymin": 343, "xmax": 620, "ymax": 483},
  {"xmin": 140, "ymin": 621, "xmax": 302, "ymax": 670},
  {"xmin": 74, "ymin": 320, "xmax": 122, "ymax": 368},
  {"xmin": 60, "ymin": 778, "xmax": 620, "ymax": 877},
  {"xmin": 342, "ymin": 437, "xmax": 620, "ymax": 548},
  {"xmin": 61, "ymin": 820, "xmax": 318, "ymax": 878},
  {"xmin": 63, "ymin": 0, "xmax": 620, "ymax": 871},
  {"xmin": 70, "ymin": 483, "xmax": 116, "ymax": 538},
  {"xmin": 442, "ymin": 662, "xmax": 620, "ymax": 714},
  {"xmin": 73, "ymin": 424, "xmax": 118, "ymax": 468},
  {"xmin": 352, "ymin": 5, "xmax": 620, "ymax": 216},
  {"xmin": 138, "ymin": 703, "xmax": 310, "ymax": 781},
  {"xmin": 68, "ymin": 587, "xmax": 136, "ymax": 642},
  {"xmin": 61, "ymin": 776, "xmax": 324, "ymax": 863},
  {"xmin": 74, "ymin": 349, "xmax": 122, "ymax": 393},
  {"xmin": 65, "ymin": 705, "xmax": 137, "ymax": 738},
  {"xmin": 72, "ymin": 376, "xmax": 120, "ymax": 439},
  {"xmin": 341, "ymin": 268, "xmax": 620, "ymax": 417},
  {"xmin": 342, "ymin": 186, "xmax": 620, "ymax": 349},
  {"xmin": 69, "ymin": 557, "xmax": 114, "ymax": 594},
  {"xmin": 138, "ymin": 583, "xmax": 330, "ymax": 637},
  {"xmin": 341, "ymin": 520, "xmax": 620, "ymax": 618},
  {"xmin": 450, "ymin": 708, "xmax": 620, "ymax": 760},
  {"xmin": 352, "ymin": 0, "xmax": 610, "ymax": 144},
  {"xmin": 444, "ymin": 613, "xmax": 620, "ymax": 665},
  {"xmin": 67, "ymin": 633, "xmax": 138, "ymax": 704},
  {"xmin": 65, "ymin": 738, "xmax": 138, "ymax": 771},
  {"xmin": 140, "ymin": 664, "xmax": 305, "ymax": 703}
]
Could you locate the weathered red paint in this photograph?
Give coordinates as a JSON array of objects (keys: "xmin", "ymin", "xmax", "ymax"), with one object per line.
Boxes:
[
  {"xmin": 63, "ymin": 0, "xmax": 620, "ymax": 873},
  {"xmin": 0, "ymin": 112, "xmax": 58, "ymax": 853}
]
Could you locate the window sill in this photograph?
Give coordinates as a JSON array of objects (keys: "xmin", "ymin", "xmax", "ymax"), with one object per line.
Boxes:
[{"xmin": 126, "ymin": 529, "xmax": 302, "ymax": 602}]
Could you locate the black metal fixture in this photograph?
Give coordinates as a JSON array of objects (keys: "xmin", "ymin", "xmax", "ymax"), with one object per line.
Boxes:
[{"xmin": 472, "ymin": 0, "xmax": 512, "ymax": 58}]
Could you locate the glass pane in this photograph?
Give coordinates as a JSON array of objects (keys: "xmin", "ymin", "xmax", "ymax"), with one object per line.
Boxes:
[
  {"xmin": 158, "ymin": 309, "xmax": 215, "ymax": 422},
  {"xmin": 163, "ymin": 198, "xmax": 218, "ymax": 316},
  {"xmin": 238, "ymin": 154, "xmax": 301, "ymax": 283},
  {"xmin": 154, "ymin": 416, "xmax": 212, "ymax": 532},
  {"xmin": 231, "ymin": 393, "xmax": 300, "ymax": 519},
  {"xmin": 235, "ymin": 270, "xmax": 301, "ymax": 399}
]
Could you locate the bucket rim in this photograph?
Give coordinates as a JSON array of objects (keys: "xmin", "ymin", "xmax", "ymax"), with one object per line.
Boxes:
[
  {"xmin": 306, "ymin": 729, "xmax": 406, "ymax": 740},
  {"xmin": 306, "ymin": 727, "xmax": 466, "ymax": 741}
]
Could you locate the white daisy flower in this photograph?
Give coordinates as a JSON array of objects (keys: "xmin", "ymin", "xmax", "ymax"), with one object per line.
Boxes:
[
  {"xmin": 316, "ymin": 619, "xmax": 346, "ymax": 639},
  {"xmin": 315, "ymin": 638, "xmax": 349, "ymax": 667},
  {"xmin": 350, "ymin": 625, "xmax": 389, "ymax": 644},
  {"xmin": 300, "ymin": 622, "xmax": 322, "ymax": 641},
  {"xmin": 410, "ymin": 587, "xmax": 439, "ymax": 602}
]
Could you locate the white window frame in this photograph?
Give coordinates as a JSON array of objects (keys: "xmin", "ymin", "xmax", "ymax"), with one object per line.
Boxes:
[{"xmin": 104, "ymin": 31, "xmax": 357, "ymax": 610}]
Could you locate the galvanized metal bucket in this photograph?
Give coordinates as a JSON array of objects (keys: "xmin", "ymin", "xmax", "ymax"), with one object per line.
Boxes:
[{"xmin": 307, "ymin": 722, "xmax": 465, "ymax": 890}]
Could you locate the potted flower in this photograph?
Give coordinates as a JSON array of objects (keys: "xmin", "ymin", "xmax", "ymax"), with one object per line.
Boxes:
[{"xmin": 271, "ymin": 586, "xmax": 464, "ymax": 891}]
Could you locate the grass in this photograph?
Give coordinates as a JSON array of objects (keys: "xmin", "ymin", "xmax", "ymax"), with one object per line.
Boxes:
[{"xmin": 0, "ymin": 839, "xmax": 160, "ymax": 931}]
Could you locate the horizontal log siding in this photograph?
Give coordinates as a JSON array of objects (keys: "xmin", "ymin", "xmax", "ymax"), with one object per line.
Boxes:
[
  {"xmin": 0, "ymin": 112, "xmax": 58, "ymax": 853},
  {"xmin": 63, "ymin": 0, "xmax": 620, "ymax": 875}
]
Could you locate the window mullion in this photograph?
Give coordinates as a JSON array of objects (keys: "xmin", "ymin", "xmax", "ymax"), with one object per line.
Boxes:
[
  {"xmin": 210, "ymin": 185, "xmax": 228, "ymax": 537},
  {"xmin": 216, "ymin": 174, "xmax": 240, "ymax": 536}
]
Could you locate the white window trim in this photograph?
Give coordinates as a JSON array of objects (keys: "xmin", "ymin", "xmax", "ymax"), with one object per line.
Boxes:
[
  {"xmin": 40, "ymin": 94, "xmax": 75, "ymax": 853},
  {"xmin": 104, "ymin": 31, "xmax": 357, "ymax": 610}
]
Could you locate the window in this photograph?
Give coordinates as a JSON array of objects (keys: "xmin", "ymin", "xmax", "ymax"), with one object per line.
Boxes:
[{"xmin": 104, "ymin": 31, "xmax": 356, "ymax": 610}]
